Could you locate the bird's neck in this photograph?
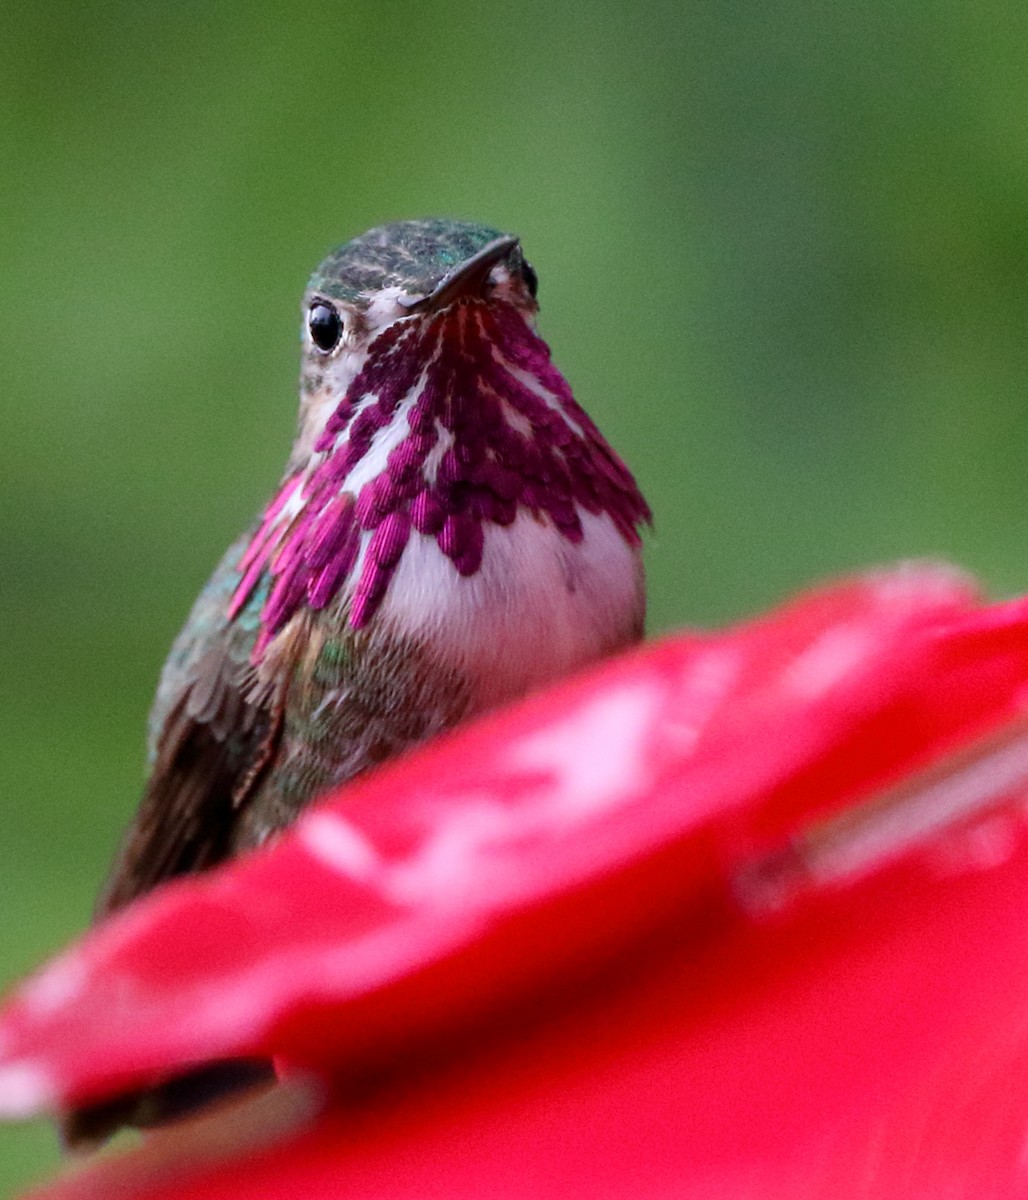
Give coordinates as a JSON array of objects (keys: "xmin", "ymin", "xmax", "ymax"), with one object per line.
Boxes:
[{"xmin": 229, "ymin": 300, "xmax": 649, "ymax": 663}]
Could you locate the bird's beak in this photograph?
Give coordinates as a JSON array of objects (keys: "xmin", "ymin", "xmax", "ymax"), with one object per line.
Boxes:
[{"xmin": 399, "ymin": 236, "xmax": 520, "ymax": 313}]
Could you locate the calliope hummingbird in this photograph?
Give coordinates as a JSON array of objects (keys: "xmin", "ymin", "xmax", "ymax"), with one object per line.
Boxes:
[{"xmin": 64, "ymin": 218, "xmax": 650, "ymax": 1148}]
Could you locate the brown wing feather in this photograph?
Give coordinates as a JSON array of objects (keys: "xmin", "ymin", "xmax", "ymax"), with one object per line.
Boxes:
[{"xmin": 96, "ymin": 646, "xmax": 281, "ymax": 918}]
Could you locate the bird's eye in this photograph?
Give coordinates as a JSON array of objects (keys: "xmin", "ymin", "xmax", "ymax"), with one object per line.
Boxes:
[
  {"xmin": 308, "ymin": 302, "xmax": 343, "ymax": 352},
  {"xmin": 520, "ymin": 260, "xmax": 539, "ymax": 299}
]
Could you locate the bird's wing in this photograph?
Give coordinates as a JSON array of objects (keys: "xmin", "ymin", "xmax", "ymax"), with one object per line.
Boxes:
[
  {"xmin": 61, "ymin": 537, "xmax": 284, "ymax": 1151},
  {"xmin": 96, "ymin": 534, "xmax": 282, "ymax": 918}
]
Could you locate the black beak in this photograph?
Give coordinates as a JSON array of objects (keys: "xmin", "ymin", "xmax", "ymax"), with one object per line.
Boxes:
[{"xmin": 399, "ymin": 235, "xmax": 520, "ymax": 313}]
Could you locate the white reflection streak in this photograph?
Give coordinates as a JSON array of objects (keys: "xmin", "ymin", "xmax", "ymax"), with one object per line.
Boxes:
[{"xmin": 735, "ymin": 719, "xmax": 1028, "ymax": 914}]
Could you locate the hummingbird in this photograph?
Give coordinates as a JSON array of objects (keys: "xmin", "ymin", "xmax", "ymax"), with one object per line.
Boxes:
[{"xmin": 63, "ymin": 218, "xmax": 650, "ymax": 1148}]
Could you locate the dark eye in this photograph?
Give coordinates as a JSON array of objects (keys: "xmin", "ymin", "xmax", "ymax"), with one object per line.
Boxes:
[
  {"xmin": 308, "ymin": 302, "xmax": 343, "ymax": 352},
  {"xmin": 520, "ymin": 260, "xmax": 539, "ymax": 299}
]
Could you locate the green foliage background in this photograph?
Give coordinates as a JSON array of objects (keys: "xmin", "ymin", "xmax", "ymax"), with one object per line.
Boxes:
[{"xmin": 2, "ymin": 1, "xmax": 1027, "ymax": 1189}]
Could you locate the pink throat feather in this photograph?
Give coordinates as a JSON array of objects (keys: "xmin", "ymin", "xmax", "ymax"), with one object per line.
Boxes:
[{"xmin": 229, "ymin": 300, "xmax": 650, "ymax": 660}]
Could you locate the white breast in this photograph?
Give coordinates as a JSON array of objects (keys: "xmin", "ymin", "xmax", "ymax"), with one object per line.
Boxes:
[{"xmin": 374, "ymin": 508, "xmax": 645, "ymax": 709}]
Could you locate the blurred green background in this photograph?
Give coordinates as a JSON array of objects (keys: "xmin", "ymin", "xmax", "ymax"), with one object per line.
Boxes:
[{"xmin": 2, "ymin": 0, "xmax": 1027, "ymax": 1189}]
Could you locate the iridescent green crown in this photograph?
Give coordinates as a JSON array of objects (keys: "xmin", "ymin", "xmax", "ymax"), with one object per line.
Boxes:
[{"xmin": 308, "ymin": 218, "xmax": 507, "ymax": 304}]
